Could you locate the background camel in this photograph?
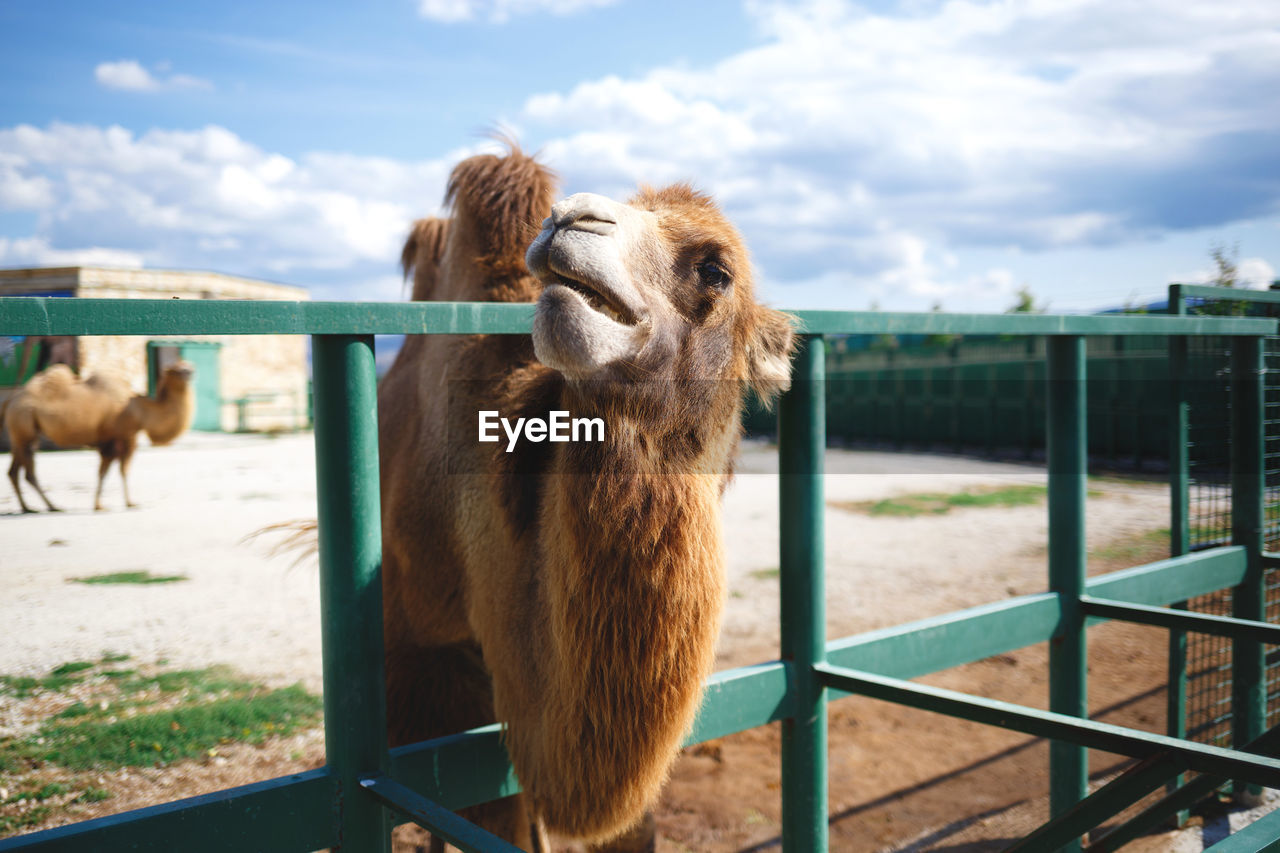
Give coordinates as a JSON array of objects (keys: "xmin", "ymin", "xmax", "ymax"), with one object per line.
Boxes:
[
  {"xmin": 2, "ymin": 362, "xmax": 195, "ymax": 512},
  {"xmin": 382, "ymin": 145, "xmax": 794, "ymax": 851}
]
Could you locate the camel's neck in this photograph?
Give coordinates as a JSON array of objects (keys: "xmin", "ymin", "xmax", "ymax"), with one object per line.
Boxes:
[
  {"xmin": 514, "ymin": 413, "xmax": 735, "ymax": 839},
  {"xmin": 136, "ymin": 385, "xmax": 194, "ymax": 445}
]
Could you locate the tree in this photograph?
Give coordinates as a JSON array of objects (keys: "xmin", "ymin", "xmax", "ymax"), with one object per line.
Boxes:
[
  {"xmin": 1006, "ymin": 285, "xmax": 1043, "ymax": 314},
  {"xmin": 1209, "ymin": 241, "xmax": 1240, "ymax": 289},
  {"xmin": 1196, "ymin": 242, "xmax": 1249, "ymax": 316},
  {"xmin": 925, "ymin": 300, "xmax": 959, "ymax": 347}
]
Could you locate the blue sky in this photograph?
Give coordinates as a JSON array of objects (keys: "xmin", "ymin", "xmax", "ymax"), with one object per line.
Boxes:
[{"xmin": 1, "ymin": 0, "xmax": 1278, "ymax": 313}]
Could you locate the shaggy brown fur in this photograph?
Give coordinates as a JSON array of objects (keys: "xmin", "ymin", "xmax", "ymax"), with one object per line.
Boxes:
[
  {"xmin": 380, "ymin": 145, "xmax": 794, "ymax": 849},
  {"xmin": 3, "ymin": 362, "xmax": 195, "ymax": 512}
]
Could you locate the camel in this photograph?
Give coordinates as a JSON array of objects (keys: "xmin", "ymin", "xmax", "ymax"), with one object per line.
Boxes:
[
  {"xmin": 381, "ymin": 144, "xmax": 795, "ymax": 851},
  {"xmin": 2, "ymin": 361, "xmax": 195, "ymax": 512}
]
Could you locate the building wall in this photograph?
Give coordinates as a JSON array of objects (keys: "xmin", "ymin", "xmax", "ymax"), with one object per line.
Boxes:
[{"xmin": 1, "ymin": 266, "xmax": 311, "ymax": 433}]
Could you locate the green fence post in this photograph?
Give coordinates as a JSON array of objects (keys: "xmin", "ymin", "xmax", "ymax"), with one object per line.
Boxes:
[
  {"xmin": 1230, "ymin": 335, "xmax": 1266, "ymax": 803},
  {"xmin": 779, "ymin": 334, "xmax": 828, "ymax": 852},
  {"xmin": 312, "ymin": 334, "xmax": 392, "ymax": 852},
  {"xmin": 1047, "ymin": 335, "xmax": 1088, "ymax": 852},
  {"xmin": 1167, "ymin": 285, "xmax": 1190, "ymax": 824}
]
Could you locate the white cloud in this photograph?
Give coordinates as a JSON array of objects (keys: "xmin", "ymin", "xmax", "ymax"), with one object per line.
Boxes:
[
  {"xmin": 94, "ymin": 60, "xmax": 212, "ymax": 93},
  {"xmin": 1238, "ymin": 257, "xmax": 1278, "ymax": 289},
  {"xmin": 0, "ymin": 123, "xmax": 472, "ymax": 277},
  {"xmin": 418, "ymin": 0, "xmax": 619, "ymax": 23},
  {"xmin": 517, "ymin": 0, "xmax": 1280, "ymax": 302},
  {"xmin": 0, "ymin": 236, "xmax": 144, "ymax": 269}
]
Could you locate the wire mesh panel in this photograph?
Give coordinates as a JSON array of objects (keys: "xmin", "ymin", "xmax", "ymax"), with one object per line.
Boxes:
[{"xmin": 1182, "ymin": 292, "xmax": 1280, "ymax": 754}]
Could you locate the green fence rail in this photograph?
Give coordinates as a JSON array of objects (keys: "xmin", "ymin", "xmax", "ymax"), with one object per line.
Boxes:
[{"xmin": 2, "ymin": 294, "xmax": 1279, "ymax": 852}]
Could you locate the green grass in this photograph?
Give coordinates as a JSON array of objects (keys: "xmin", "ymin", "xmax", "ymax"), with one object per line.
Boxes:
[
  {"xmin": 0, "ymin": 657, "xmax": 323, "ymax": 840},
  {"xmin": 749, "ymin": 567, "xmax": 780, "ymax": 580},
  {"xmin": 50, "ymin": 662, "xmax": 94, "ymax": 677},
  {"xmin": 24, "ymin": 685, "xmax": 321, "ymax": 770},
  {"xmin": 68, "ymin": 571, "xmax": 188, "ymax": 586},
  {"xmin": 0, "ymin": 805, "xmax": 51, "ymax": 835},
  {"xmin": 1091, "ymin": 527, "xmax": 1171, "ymax": 563},
  {"xmin": 2, "ymin": 783, "xmax": 68, "ymax": 804},
  {"xmin": 833, "ymin": 484, "xmax": 1050, "ymax": 518}
]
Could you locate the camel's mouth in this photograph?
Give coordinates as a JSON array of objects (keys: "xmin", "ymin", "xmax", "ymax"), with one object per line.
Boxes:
[{"xmin": 548, "ymin": 275, "xmax": 639, "ymax": 327}]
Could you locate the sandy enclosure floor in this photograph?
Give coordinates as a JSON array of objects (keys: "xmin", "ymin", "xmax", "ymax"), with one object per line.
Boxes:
[
  {"xmin": 2, "ymin": 432, "xmax": 1131, "ymax": 686},
  {"xmin": 2, "ymin": 433, "xmax": 1158, "ymax": 685},
  {"xmin": 7, "ymin": 431, "xmax": 1256, "ymax": 851}
]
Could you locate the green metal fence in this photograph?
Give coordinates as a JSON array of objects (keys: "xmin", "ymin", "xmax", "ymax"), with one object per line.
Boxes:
[
  {"xmin": 1169, "ymin": 286, "xmax": 1280, "ymax": 809},
  {"xmin": 3, "ymin": 296, "xmax": 1280, "ymax": 852},
  {"xmin": 765, "ymin": 334, "xmax": 1176, "ymax": 466}
]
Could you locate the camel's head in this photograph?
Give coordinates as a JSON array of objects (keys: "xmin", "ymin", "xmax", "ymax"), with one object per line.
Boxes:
[
  {"xmin": 163, "ymin": 361, "xmax": 195, "ymax": 384},
  {"xmin": 527, "ymin": 185, "xmax": 795, "ymax": 411}
]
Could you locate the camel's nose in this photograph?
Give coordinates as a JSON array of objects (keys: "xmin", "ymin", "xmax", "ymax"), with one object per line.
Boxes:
[{"xmin": 550, "ymin": 193, "xmax": 619, "ymax": 236}]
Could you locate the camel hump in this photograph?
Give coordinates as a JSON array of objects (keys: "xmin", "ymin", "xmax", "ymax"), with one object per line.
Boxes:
[
  {"xmin": 84, "ymin": 371, "xmax": 135, "ymax": 405},
  {"xmin": 24, "ymin": 363, "xmax": 78, "ymax": 395},
  {"xmin": 444, "ymin": 142, "xmax": 558, "ymax": 279},
  {"xmin": 401, "ymin": 217, "xmax": 450, "ymax": 303}
]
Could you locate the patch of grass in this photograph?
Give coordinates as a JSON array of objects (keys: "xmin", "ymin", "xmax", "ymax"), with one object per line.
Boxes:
[
  {"xmin": 118, "ymin": 666, "xmax": 255, "ymax": 698},
  {"xmin": 25, "ymin": 685, "xmax": 321, "ymax": 770},
  {"xmin": 0, "ymin": 672, "xmax": 86, "ymax": 698},
  {"xmin": 68, "ymin": 571, "xmax": 188, "ymax": 586},
  {"xmin": 1091, "ymin": 527, "xmax": 1172, "ymax": 564},
  {"xmin": 0, "ymin": 805, "xmax": 51, "ymax": 835},
  {"xmin": 2, "ymin": 783, "xmax": 68, "ymax": 804},
  {"xmin": 53, "ymin": 702, "xmax": 94, "ymax": 721},
  {"xmin": 100, "ymin": 652, "xmax": 130, "ymax": 664},
  {"xmin": 833, "ymin": 484, "xmax": 1049, "ymax": 518},
  {"xmin": 1, "ymin": 659, "xmax": 323, "ymax": 838},
  {"xmin": 749, "ymin": 567, "xmax": 780, "ymax": 580},
  {"xmin": 50, "ymin": 662, "xmax": 94, "ymax": 677}
]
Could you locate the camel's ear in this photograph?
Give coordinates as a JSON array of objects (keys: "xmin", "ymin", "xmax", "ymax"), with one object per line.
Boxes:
[
  {"xmin": 746, "ymin": 306, "xmax": 796, "ymax": 404},
  {"xmin": 401, "ymin": 217, "xmax": 450, "ymax": 302}
]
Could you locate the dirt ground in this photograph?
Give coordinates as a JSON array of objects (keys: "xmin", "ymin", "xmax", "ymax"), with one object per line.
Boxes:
[{"xmin": 0, "ymin": 432, "xmax": 1265, "ymax": 850}]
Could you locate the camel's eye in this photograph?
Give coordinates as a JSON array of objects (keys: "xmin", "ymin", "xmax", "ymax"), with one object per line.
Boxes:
[{"xmin": 696, "ymin": 260, "xmax": 731, "ymax": 290}]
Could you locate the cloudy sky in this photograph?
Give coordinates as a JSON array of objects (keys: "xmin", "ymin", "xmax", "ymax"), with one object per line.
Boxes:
[{"xmin": 1, "ymin": 0, "xmax": 1277, "ymax": 313}]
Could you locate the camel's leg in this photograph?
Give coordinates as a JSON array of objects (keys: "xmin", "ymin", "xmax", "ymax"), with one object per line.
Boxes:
[
  {"xmin": 8, "ymin": 448, "xmax": 36, "ymax": 513},
  {"xmin": 119, "ymin": 435, "xmax": 138, "ymax": 509},
  {"xmin": 386, "ymin": 641, "xmax": 538, "ymax": 852},
  {"xmin": 17, "ymin": 443, "xmax": 60, "ymax": 512},
  {"xmin": 589, "ymin": 811, "xmax": 656, "ymax": 853},
  {"xmin": 94, "ymin": 449, "xmax": 114, "ymax": 512}
]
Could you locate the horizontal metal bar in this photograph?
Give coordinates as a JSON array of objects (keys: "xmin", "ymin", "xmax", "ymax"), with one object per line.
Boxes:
[
  {"xmin": 814, "ymin": 664, "xmax": 1280, "ymax": 789},
  {"xmin": 827, "ymin": 593, "xmax": 1061, "ymax": 681},
  {"xmin": 385, "ymin": 663, "xmax": 794, "ymax": 817},
  {"xmin": 0, "ymin": 769, "xmax": 335, "ymax": 853},
  {"xmin": 788, "ymin": 308, "xmax": 1275, "ymax": 337},
  {"xmin": 0, "ymin": 297, "xmax": 1274, "ymax": 338},
  {"xmin": 1084, "ymin": 547, "xmax": 1248, "ymax": 606},
  {"xmin": 1203, "ymin": 805, "xmax": 1280, "ymax": 852},
  {"xmin": 687, "ymin": 662, "xmax": 793, "ymax": 744},
  {"xmin": 825, "ymin": 548, "xmax": 1247, "ymax": 682},
  {"xmin": 1081, "ymin": 596, "xmax": 1280, "ymax": 645},
  {"xmin": 1176, "ymin": 284, "xmax": 1280, "ymax": 307},
  {"xmin": 387, "ymin": 724, "xmax": 521, "ymax": 813},
  {"xmin": 359, "ymin": 775, "xmax": 524, "ymax": 853},
  {"xmin": 0, "ymin": 297, "xmax": 536, "ymax": 336}
]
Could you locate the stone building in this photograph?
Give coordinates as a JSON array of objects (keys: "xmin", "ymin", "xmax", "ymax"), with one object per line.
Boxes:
[{"xmin": 0, "ymin": 266, "xmax": 310, "ymax": 434}]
